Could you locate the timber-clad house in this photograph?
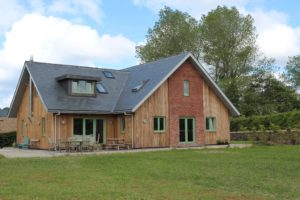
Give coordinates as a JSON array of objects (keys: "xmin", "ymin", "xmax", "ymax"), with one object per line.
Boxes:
[{"xmin": 8, "ymin": 53, "xmax": 239, "ymax": 149}]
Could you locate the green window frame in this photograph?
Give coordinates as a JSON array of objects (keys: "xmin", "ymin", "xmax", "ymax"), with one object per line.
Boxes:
[
  {"xmin": 153, "ymin": 117, "xmax": 166, "ymax": 133},
  {"xmin": 41, "ymin": 117, "xmax": 46, "ymax": 136},
  {"xmin": 179, "ymin": 117, "xmax": 195, "ymax": 143},
  {"xmin": 206, "ymin": 117, "xmax": 216, "ymax": 131},
  {"xmin": 120, "ymin": 117, "xmax": 125, "ymax": 133},
  {"xmin": 73, "ymin": 118, "xmax": 106, "ymax": 144},
  {"xmin": 184, "ymin": 80, "xmax": 189, "ymax": 96}
]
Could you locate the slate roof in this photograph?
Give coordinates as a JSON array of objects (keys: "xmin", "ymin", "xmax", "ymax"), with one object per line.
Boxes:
[
  {"xmin": 0, "ymin": 109, "xmax": 7, "ymax": 117},
  {"xmin": 8, "ymin": 52, "xmax": 240, "ymax": 117}
]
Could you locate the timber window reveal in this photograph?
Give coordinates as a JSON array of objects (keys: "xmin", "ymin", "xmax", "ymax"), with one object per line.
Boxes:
[
  {"xmin": 206, "ymin": 117, "xmax": 216, "ymax": 131},
  {"xmin": 153, "ymin": 117, "xmax": 165, "ymax": 132},
  {"xmin": 71, "ymin": 80, "xmax": 95, "ymax": 95},
  {"xmin": 41, "ymin": 117, "xmax": 46, "ymax": 136},
  {"xmin": 120, "ymin": 117, "xmax": 125, "ymax": 133},
  {"xmin": 184, "ymin": 80, "xmax": 189, "ymax": 96}
]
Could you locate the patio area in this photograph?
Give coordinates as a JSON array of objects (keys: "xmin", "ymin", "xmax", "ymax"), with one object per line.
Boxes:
[{"xmin": 0, "ymin": 144, "xmax": 252, "ymax": 158}]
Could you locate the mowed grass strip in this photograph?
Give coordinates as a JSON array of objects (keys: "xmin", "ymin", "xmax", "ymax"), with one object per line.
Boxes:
[{"xmin": 0, "ymin": 145, "xmax": 299, "ymax": 200}]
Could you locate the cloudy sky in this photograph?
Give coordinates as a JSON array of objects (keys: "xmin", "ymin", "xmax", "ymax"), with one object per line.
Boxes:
[{"xmin": 1, "ymin": 0, "xmax": 300, "ymax": 108}]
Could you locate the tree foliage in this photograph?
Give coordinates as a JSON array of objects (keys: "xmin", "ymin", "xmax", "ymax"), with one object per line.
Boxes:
[
  {"xmin": 285, "ymin": 55, "xmax": 300, "ymax": 89},
  {"xmin": 200, "ymin": 6, "xmax": 257, "ymax": 82},
  {"xmin": 136, "ymin": 7, "xmax": 201, "ymax": 62}
]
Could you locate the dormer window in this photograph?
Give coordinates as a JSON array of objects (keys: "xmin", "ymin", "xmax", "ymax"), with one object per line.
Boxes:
[
  {"xmin": 72, "ymin": 80, "xmax": 95, "ymax": 95},
  {"xmin": 56, "ymin": 74, "xmax": 101, "ymax": 97}
]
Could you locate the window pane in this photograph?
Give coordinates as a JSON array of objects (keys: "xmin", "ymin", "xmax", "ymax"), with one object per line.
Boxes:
[
  {"xmin": 96, "ymin": 119, "xmax": 104, "ymax": 144},
  {"xmin": 121, "ymin": 117, "xmax": 125, "ymax": 132},
  {"xmin": 184, "ymin": 80, "xmax": 189, "ymax": 96},
  {"xmin": 72, "ymin": 81, "xmax": 79, "ymax": 93},
  {"xmin": 85, "ymin": 119, "xmax": 94, "ymax": 135},
  {"xmin": 96, "ymin": 83, "xmax": 107, "ymax": 93},
  {"xmin": 179, "ymin": 119, "xmax": 186, "ymax": 142},
  {"xmin": 154, "ymin": 117, "xmax": 159, "ymax": 131},
  {"xmin": 206, "ymin": 118, "xmax": 210, "ymax": 130},
  {"xmin": 187, "ymin": 119, "xmax": 194, "ymax": 142},
  {"xmin": 159, "ymin": 117, "xmax": 165, "ymax": 131},
  {"xmin": 74, "ymin": 119, "xmax": 83, "ymax": 135},
  {"xmin": 42, "ymin": 117, "xmax": 46, "ymax": 136}
]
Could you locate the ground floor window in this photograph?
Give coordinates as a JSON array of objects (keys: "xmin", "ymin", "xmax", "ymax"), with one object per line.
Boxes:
[
  {"xmin": 179, "ymin": 118, "xmax": 195, "ymax": 143},
  {"xmin": 206, "ymin": 117, "xmax": 216, "ymax": 131},
  {"xmin": 41, "ymin": 117, "xmax": 46, "ymax": 136},
  {"xmin": 120, "ymin": 117, "xmax": 125, "ymax": 133},
  {"xmin": 153, "ymin": 117, "xmax": 166, "ymax": 132}
]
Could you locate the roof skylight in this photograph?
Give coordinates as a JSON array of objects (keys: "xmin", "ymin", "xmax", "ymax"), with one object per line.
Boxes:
[
  {"xmin": 132, "ymin": 79, "xmax": 149, "ymax": 92},
  {"xmin": 96, "ymin": 82, "xmax": 108, "ymax": 93},
  {"xmin": 103, "ymin": 71, "xmax": 114, "ymax": 79}
]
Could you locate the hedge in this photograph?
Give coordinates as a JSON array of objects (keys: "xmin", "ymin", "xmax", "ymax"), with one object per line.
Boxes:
[
  {"xmin": 0, "ymin": 132, "xmax": 16, "ymax": 148},
  {"xmin": 231, "ymin": 130, "xmax": 300, "ymax": 145},
  {"xmin": 231, "ymin": 110, "xmax": 300, "ymax": 132}
]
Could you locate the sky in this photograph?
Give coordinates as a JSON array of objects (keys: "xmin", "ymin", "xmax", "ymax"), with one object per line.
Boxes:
[{"xmin": 1, "ymin": 0, "xmax": 300, "ymax": 108}]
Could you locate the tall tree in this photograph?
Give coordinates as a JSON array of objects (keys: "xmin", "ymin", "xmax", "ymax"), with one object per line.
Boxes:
[
  {"xmin": 200, "ymin": 6, "xmax": 257, "ymax": 108},
  {"xmin": 136, "ymin": 7, "xmax": 202, "ymax": 62},
  {"xmin": 200, "ymin": 6, "xmax": 257, "ymax": 82},
  {"xmin": 285, "ymin": 55, "xmax": 300, "ymax": 90}
]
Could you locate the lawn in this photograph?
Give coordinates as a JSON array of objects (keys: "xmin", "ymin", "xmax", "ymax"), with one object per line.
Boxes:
[{"xmin": 0, "ymin": 146, "xmax": 299, "ymax": 200}]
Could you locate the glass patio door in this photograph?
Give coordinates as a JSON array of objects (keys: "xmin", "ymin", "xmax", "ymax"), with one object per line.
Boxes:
[
  {"xmin": 73, "ymin": 118, "xmax": 105, "ymax": 143},
  {"xmin": 179, "ymin": 118, "xmax": 195, "ymax": 143}
]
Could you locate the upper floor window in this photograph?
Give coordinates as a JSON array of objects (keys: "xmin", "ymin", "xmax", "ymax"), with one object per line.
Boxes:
[
  {"xmin": 72, "ymin": 80, "xmax": 95, "ymax": 95},
  {"xmin": 184, "ymin": 80, "xmax": 189, "ymax": 96}
]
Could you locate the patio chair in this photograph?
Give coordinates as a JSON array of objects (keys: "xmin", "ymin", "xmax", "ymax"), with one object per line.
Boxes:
[
  {"xmin": 66, "ymin": 137, "xmax": 79, "ymax": 152},
  {"xmin": 47, "ymin": 137, "xmax": 57, "ymax": 151},
  {"xmin": 18, "ymin": 136, "xmax": 30, "ymax": 149}
]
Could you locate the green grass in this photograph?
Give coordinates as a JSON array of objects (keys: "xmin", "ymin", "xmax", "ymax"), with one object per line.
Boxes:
[{"xmin": 0, "ymin": 146, "xmax": 299, "ymax": 200}]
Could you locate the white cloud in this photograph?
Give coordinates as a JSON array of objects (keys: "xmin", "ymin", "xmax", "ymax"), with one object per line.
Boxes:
[
  {"xmin": 48, "ymin": 0, "xmax": 104, "ymax": 24},
  {"xmin": 250, "ymin": 9, "xmax": 300, "ymax": 66},
  {"xmin": 0, "ymin": 0, "xmax": 26, "ymax": 35},
  {"xmin": 0, "ymin": 13, "xmax": 136, "ymax": 107}
]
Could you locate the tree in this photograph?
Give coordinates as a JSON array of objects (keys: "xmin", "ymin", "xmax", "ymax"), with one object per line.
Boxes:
[
  {"xmin": 136, "ymin": 7, "xmax": 202, "ymax": 62},
  {"xmin": 240, "ymin": 57, "xmax": 300, "ymax": 116},
  {"xmin": 285, "ymin": 55, "xmax": 300, "ymax": 90},
  {"xmin": 200, "ymin": 6, "xmax": 257, "ymax": 108}
]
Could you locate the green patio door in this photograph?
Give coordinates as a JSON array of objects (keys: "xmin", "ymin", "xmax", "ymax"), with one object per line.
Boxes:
[
  {"xmin": 73, "ymin": 118, "xmax": 105, "ymax": 144},
  {"xmin": 179, "ymin": 118, "xmax": 195, "ymax": 143}
]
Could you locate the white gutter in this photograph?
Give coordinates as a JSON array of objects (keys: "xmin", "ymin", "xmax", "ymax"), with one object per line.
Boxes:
[{"xmin": 54, "ymin": 112, "xmax": 61, "ymax": 151}]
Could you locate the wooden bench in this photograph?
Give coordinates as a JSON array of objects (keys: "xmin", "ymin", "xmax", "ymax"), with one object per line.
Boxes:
[
  {"xmin": 30, "ymin": 138, "xmax": 40, "ymax": 149},
  {"xmin": 104, "ymin": 138, "xmax": 132, "ymax": 150}
]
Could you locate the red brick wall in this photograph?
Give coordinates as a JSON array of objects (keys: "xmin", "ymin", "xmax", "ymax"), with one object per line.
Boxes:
[{"xmin": 168, "ymin": 61, "xmax": 205, "ymax": 147}]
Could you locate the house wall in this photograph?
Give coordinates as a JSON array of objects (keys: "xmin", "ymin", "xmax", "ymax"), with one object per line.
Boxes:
[
  {"xmin": 17, "ymin": 80, "xmax": 53, "ymax": 149},
  {"xmin": 168, "ymin": 60, "xmax": 205, "ymax": 147},
  {"xmin": 0, "ymin": 117, "xmax": 17, "ymax": 134},
  {"xmin": 134, "ymin": 81, "xmax": 169, "ymax": 148},
  {"xmin": 203, "ymin": 83, "xmax": 230, "ymax": 144}
]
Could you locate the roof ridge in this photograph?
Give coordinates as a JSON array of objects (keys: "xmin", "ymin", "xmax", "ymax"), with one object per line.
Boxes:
[{"xmin": 25, "ymin": 61, "xmax": 129, "ymax": 73}]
